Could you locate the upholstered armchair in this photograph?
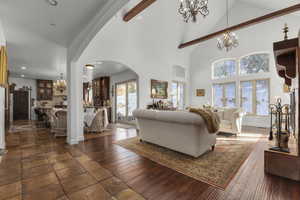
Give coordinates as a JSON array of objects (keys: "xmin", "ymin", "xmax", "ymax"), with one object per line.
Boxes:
[
  {"xmin": 85, "ymin": 109, "xmax": 108, "ymax": 133},
  {"xmin": 52, "ymin": 110, "xmax": 67, "ymax": 137},
  {"xmin": 215, "ymin": 108, "xmax": 246, "ymax": 135}
]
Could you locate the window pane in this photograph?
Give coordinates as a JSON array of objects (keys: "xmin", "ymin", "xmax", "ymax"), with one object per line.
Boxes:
[
  {"xmin": 224, "ymin": 83, "xmax": 236, "ymax": 108},
  {"xmin": 213, "ymin": 60, "xmax": 236, "ymax": 79},
  {"xmin": 127, "ymin": 81, "xmax": 137, "ymax": 117},
  {"xmin": 240, "ymin": 53, "xmax": 269, "ymax": 75},
  {"xmin": 171, "ymin": 82, "xmax": 185, "ymax": 109},
  {"xmin": 256, "ymin": 80, "xmax": 269, "ymax": 116},
  {"xmin": 116, "ymin": 83, "xmax": 127, "ymax": 121},
  {"xmin": 213, "ymin": 84, "xmax": 223, "ymax": 107},
  {"xmin": 171, "ymin": 82, "xmax": 178, "ymax": 108},
  {"xmin": 178, "ymin": 83, "xmax": 184, "ymax": 109},
  {"xmin": 241, "ymin": 81, "xmax": 253, "ymax": 113}
]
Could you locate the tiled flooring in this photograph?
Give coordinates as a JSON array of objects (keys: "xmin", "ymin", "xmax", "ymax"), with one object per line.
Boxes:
[{"xmin": 0, "ymin": 122, "xmax": 142, "ymax": 200}]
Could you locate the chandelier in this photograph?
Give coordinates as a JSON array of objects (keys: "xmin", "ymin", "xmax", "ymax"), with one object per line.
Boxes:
[
  {"xmin": 217, "ymin": 0, "xmax": 239, "ymax": 51},
  {"xmin": 217, "ymin": 32, "xmax": 239, "ymax": 51},
  {"xmin": 178, "ymin": 0, "xmax": 209, "ymax": 23},
  {"xmin": 54, "ymin": 73, "xmax": 67, "ymax": 93}
]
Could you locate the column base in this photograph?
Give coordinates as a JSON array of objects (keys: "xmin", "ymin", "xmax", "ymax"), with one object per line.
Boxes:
[{"xmin": 67, "ymin": 136, "xmax": 85, "ymax": 145}]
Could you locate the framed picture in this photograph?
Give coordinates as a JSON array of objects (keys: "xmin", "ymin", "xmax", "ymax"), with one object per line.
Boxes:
[
  {"xmin": 151, "ymin": 79, "xmax": 168, "ymax": 99},
  {"xmin": 196, "ymin": 89, "xmax": 205, "ymax": 97}
]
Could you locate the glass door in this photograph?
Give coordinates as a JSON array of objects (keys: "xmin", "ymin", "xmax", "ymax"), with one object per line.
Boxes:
[
  {"xmin": 116, "ymin": 80, "xmax": 138, "ymax": 123},
  {"xmin": 224, "ymin": 82, "xmax": 236, "ymax": 108}
]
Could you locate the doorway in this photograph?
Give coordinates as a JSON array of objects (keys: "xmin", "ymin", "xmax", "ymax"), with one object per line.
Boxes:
[
  {"xmin": 13, "ymin": 90, "xmax": 29, "ymax": 121},
  {"xmin": 115, "ymin": 80, "xmax": 138, "ymax": 123}
]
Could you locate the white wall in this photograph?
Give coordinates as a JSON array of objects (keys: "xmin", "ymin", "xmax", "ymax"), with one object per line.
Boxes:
[
  {"xmin": 0, "ymin": 19, "xmax": 6, "ymax": 149},
  {"xmin": 9, "ymin": 77, "xmax": 37, "ymax": 120},
  {"xmin": 189, "ymin": 2, "xmax": 300, "ymax": 127},
  {"xmin": 77, "ymin": 0, "xmax": 193, "ymax": 111}
]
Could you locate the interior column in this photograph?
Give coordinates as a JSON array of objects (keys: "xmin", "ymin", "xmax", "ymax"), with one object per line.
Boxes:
[
  {"xmin": 67, "ymin": 60, "xmax": 84, "ymax": 145},
  {"xmin": 0, "ymin": 88, "xmax": 5, "ymax": 149}
]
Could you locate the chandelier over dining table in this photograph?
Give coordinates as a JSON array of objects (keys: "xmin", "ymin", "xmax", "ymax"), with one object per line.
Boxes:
[
  {"xmin": 178, "ymin": 0, "xmax": 209, "ymax": 23},
  {"xmin": 54, "ymin": 73, "xmax": 67, "ymax": 93}
]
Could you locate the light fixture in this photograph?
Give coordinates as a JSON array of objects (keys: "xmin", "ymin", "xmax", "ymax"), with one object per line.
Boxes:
[
  {"xmin": 21, "ymin": 74, "xmax": 25, "ymax": 78},
  {"xmin": 217, "ymin": 0, "xmax": 239, "ymax": 51},
  {"xmin": 46, "ymin": 0, "xmax": 58, "ymax": 6},
  {"xmin": 95, "ymin": 61, "xmax": 103, "ymax": 65},
  {"xmin": 178, "ymin": 0, "xmax": 209, "ymax": 23},
  {"xmin": 21, "ymin": 66, "xmax": 27, "ymax": 70},
  {"xmin": 85, "ymin": 64, "xmax": 95, "ymax": 70},
  {"xmin": 54, "ymin": 73, "xmax": 67, "ymax": 93}
]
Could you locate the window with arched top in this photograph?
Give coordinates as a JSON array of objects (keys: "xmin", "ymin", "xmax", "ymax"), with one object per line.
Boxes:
[
  {"xmin": 240, "ymin": 53, "xmax": 269, "ymax": 75},
  {"xmin": 211, "ymin": 53, "xmax": 270, "ymax": 116},
  {"xmin": 212, "ymin": 59, "xmax": 236, "ymax": 79}
]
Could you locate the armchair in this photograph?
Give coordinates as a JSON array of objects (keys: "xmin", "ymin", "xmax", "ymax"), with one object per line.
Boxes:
[{"xmin": 215, "ymin": 107, "xmax": 246, "ymax": 135}]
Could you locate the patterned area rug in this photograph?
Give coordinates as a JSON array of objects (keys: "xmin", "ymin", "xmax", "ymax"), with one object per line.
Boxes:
[
  {"xmin": 84, "ymin": 131, "xmax": 113, "ymax": 140},
  {"xmin": 116, "ymin": 135, "xmax": 261, "ymax": 189}
]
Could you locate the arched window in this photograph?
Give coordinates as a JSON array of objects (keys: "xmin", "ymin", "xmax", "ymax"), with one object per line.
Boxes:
[
  {"xmin": 240, "ymin": 53, "xmax": 269, "ymax": 75},
  {"xmin": 212, "ymin": 59, "xmax": 236, "ymax": 79},
  {"xmin": 211, "ymin": 53, "xmax": 270, "ymax": 116}
]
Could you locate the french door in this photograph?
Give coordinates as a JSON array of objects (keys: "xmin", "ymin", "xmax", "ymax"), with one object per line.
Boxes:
[
  {"xmin": 115, "ymin": 80, "xmax": 138, "ymax": 123},
  {"xmin": 212, "ymin": 82, "xmax": 236, "ymax": 108}
]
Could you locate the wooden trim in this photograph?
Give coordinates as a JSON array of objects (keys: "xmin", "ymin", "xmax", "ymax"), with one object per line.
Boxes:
[
  {"xmin": 123, "ymin": 0, "xmax": 156, "ymax": 22},
  {"xmin": 178, "ymin": 4, "xmax": 300, "ymax": 49}
]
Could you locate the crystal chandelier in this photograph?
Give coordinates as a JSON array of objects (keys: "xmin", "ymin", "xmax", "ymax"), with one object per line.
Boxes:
[
  {"xmin": 54, "ymin": 73, "xmax": 67, "ymax": 93},
  {"xmin": 178, "ymin": 0, "xmax": 209, "ymax": 23},
  {"xmin": 217, "ymin": 0, "xmax": 239, "ymax": 51}
]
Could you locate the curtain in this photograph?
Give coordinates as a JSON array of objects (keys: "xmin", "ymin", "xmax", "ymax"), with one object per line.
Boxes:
[{"xmin": 0, "ymin": 46, "xmax": 8, "ymax": 88}]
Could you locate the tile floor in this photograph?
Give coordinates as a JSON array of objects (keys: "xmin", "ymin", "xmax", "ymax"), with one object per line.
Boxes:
[{"xmin": 0, "ymin": 122, "xmax": 144, "ymax": 200}]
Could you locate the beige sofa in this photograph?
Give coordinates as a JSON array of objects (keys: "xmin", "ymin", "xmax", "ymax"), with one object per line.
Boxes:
[
  {"xmin": 215, "ymin": 107, "xmax": 246, "ymax": 135},
  {"xmin": 133, "ymin": 109, "xmax": 217, "ymax": 157}
]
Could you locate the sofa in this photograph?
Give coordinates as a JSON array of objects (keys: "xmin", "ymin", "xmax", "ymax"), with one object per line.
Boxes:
[
  {"xmin": 214, "ymin": 107, "xmax": 246, "ymax": 135},
  {"xmin": 133, "ymin": 109, "xmax": 217, "ymax": 157}
]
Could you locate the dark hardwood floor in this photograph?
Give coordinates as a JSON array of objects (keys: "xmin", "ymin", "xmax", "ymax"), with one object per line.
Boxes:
[{"xmin": 1, "ymin": 122, "xmax": 300, "ymax": 200}]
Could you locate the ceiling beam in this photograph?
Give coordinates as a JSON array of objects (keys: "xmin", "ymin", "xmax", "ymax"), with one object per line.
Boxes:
[
  {"xmin": 123, "ymin": 0, "xmax": 157, "ymax": 22},
  {"xmin": 178, "ymin": 4, "xmax": 300, "ymax": 49}
]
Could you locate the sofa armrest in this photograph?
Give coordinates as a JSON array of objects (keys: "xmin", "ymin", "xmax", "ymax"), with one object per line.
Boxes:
[{"xmin": 232, "ymin": 110, "xmax": 245, "ymax": 133}]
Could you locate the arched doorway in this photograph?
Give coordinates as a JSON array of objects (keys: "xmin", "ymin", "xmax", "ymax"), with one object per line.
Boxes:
[{"xmin": 82, "ymin": 60, "xmax": 139, "ymax": 124}]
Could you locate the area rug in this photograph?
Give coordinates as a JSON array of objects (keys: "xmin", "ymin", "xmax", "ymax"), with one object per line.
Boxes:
[
  {"xmin": 115, "ymin": 136, "xmax": 260, "ymax": 190},
  {"xmin": 84, "ymin": 131, "xmax": 113, "ymax": 140}
]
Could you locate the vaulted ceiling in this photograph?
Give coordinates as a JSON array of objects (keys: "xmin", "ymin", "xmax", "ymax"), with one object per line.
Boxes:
[{"xmin": 0, "ymin": 0, "xmax": 299, "ymax": 80}]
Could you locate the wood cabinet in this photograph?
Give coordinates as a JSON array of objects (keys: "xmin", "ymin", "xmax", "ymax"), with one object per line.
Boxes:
[
  {"xmin": 93, "ymin": 77, "xmax": 110, "ymax": 106},
  {"xmin": 37, "ymin": 80, "xmax": 53, "ymax": 101}
]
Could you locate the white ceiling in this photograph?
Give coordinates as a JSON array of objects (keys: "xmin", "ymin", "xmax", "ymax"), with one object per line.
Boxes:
[
  {"xmin": 1, "ymin": 0, "xmax": 300, "ymax": 80},
  {"xmin": 0, "ymin": 0, "xmax": 109, "ymax": 80},
  {"xmin": 92, "ymin": 61, "xmax": 131, "ymax": 77},
  {"xmin": 239, "ymin": 0, "xmax": 300, "ymax": 14}
]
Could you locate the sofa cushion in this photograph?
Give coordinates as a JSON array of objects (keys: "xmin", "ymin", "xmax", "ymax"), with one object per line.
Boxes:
[
  {"xmin": 223, "ymin": 108, "xmax": 238, "ymax": 120},
  {"xmin": 220, "ymin": 120, "xmax": 232, "ymax": 129},
  {"xmin": 133, "ymin": 109, "xmax": 205, "ymax": 126}
]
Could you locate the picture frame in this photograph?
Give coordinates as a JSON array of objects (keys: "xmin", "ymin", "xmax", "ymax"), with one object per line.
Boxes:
[
  {"xmin": 151, "ymin": 79, "xmax": 168, "ymax": 99},
  {"xmin": 196, "ymin": 89, "xmax": 205, "ymax": 97}
]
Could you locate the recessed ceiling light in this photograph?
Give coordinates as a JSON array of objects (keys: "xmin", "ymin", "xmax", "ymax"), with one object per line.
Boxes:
[
  {"xmin": 95, "ymin": 61, "xmax": 103, "ymax": 65},
  {"xmin": 21, "ymin": 75, "xmax": 25, "ymax": 78},
  {"xmin": 85, "ymin": 64, "xmax": 95, "ymax": 70},
  {"xmin": 46, "ymin": 0, "xmax": 58, "ymax": 6},
  {"xmin": 21, "ymin": 66, "xmax": 27, "ymax": 70}
]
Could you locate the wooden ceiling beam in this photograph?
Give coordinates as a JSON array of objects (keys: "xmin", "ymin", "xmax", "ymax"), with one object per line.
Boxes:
[
  {"xmin": 178, "ymin": 4, "xmax": 300, "ymax": 49},
  {"xmin": 123, "ymin": 0, "xmax": 157, "ymax": 22}
]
